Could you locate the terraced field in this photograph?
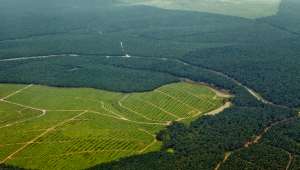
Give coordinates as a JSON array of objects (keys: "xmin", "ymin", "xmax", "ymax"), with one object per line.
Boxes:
[{"xmin": 0, "ymin": 82, "xmax": 230, "ymax": 169}]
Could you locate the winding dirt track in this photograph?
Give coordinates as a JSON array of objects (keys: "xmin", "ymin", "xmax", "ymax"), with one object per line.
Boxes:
[
  {"xmin": 1, "ymin": 53, "xmax": 293, "ymax": 169},
  {"xmin": 0, "ymin": 110, "xmax": 87, "ymax": 164},
  {"xmin": 0, "ymin": 53, "xmax": 280, "ymax": 106},
  {"xmin": 214, "ymin": 152, "xmax": 232, "ymax": 170},
  {"xmin": 138, "ymin": 128, "xmax": 157, "ymax": 153},
  {"xmin": 0, "ymin": 78, "xmax": 231, "ymax": 164},
  {"xmin": 214, "ymin": 116, "xmax": 298, "ymax": 170},
  {"xmin": 1, "ymin": 85, "xmax": 33, "ymax": 100},
  {"xmin": 244, "ymin": 117, "xmax": 297, "ymax": 148},
  {"xmin": 0, "ymin": 84, "xmax": 47, "ymax": 129},
  {"xmin": 286, "ymin": 152, "xmax": 293, "ymax": 170},
  {"xmin": 0, "ymin": 54, "xmax": 80, "ymax": 62}
]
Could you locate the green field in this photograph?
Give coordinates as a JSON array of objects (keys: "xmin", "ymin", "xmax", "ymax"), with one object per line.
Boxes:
[
  {"xmin": 119, "ymin": 0, "xmax": 281, "ymax": 18},
  {"xmin": 0, "ymin": 82, "xmax": 229, "ymax": 169}
]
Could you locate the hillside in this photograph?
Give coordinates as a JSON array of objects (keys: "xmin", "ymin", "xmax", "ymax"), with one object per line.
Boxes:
[
  {"xmin": 0, "ymin": 82, "xmax": 228, "ymax": 169},
  {"xmin": 1, "ymin": 0, "xmax": 300, "ymax": 169}
]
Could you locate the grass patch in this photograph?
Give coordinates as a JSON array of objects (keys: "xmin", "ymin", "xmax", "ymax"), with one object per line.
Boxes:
[{"xmin": 0, "ymin": 82, "xmax": 228, "ymax": 169}]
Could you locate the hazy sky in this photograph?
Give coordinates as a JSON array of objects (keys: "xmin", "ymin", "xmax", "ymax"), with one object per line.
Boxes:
[{"xmin": 119, "ymin": 0, "xmax": 282, "ymax": 18}]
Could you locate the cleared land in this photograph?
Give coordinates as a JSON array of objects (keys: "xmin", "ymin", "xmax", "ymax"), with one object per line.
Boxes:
[
  {"xmin": 0, "ymin": 82, "xmax": 229, "ymax": 169},
  {"xmin": 119, "ymin": 0, "xmax": 281, "ymax": 18}
]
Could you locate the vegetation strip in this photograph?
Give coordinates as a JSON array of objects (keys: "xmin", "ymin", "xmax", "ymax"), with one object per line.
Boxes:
[
  {"xmin": 1, "ymin": 53, "xmax": 295, "ymax": 169},
  {"xmin": 0, "ymin": 53, "xmax": 274, "ymax": 107}
]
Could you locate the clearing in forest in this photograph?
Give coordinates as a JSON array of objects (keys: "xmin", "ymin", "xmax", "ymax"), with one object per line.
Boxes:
[{"xmin": 0, "ymin": 82, "xmax": 230, "ymax": 169}]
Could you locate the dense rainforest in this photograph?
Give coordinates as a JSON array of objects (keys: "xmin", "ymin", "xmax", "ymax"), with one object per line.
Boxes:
[
  {"xmin": 1, "ymin": 0, "xmax": 300, "ymax": 169},
  {"xmin": 184, "ymin": 37, "xmax": 300, "ymax": 108},
  {"xmin": 1, "ymin": 0, "xmax": 300, "ymax": 108}
]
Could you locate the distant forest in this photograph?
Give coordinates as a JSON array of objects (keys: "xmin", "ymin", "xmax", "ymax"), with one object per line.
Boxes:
[{"xmin": 1, "ymin": 0, "xmax": 300, "ymax": 108}]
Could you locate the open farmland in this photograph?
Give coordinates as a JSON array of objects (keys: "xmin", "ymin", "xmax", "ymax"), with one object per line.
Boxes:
[
  {"xmin": 0, "ymin": 82, "xmax": 229, "ymax": 169},
  {"xmin": 119, "ymin": 0, "xmax": 281, "ymax": 18}
]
